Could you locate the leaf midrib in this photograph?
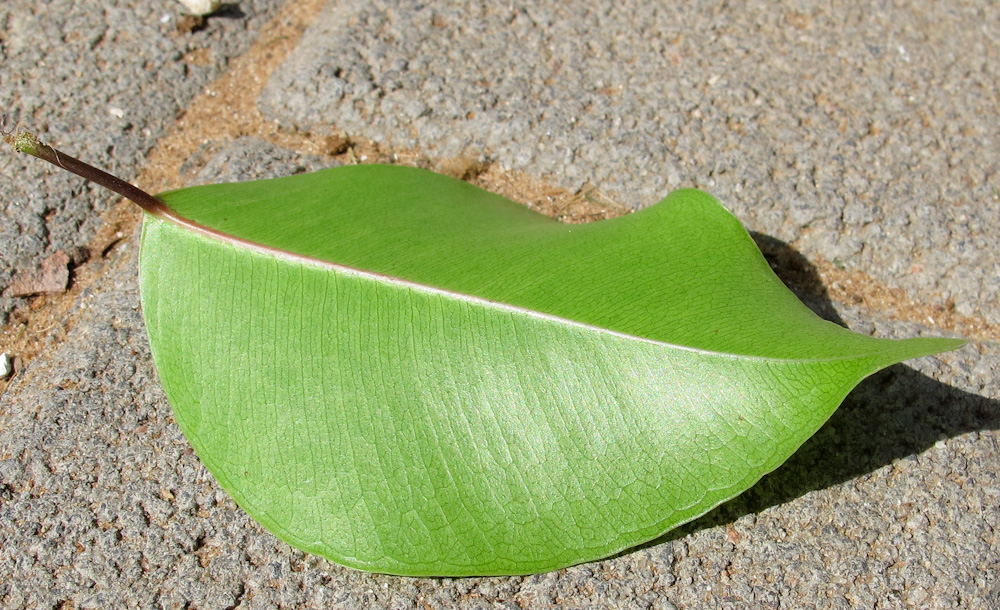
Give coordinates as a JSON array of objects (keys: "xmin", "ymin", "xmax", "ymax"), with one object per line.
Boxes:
[{"xmin": 146, "ymin": 205, "xmax": 961, "ymax": 365}]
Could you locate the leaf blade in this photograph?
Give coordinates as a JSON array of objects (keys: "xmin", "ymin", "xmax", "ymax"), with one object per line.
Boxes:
[{"xmin": 140, "ymin": 166, "xmax": 961, "ymax": 575}]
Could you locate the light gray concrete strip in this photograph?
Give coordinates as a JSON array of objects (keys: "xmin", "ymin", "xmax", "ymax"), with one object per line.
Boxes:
[{"xmin": 260, "ymin": 0, "xmax": 1000, "ymax": 325}]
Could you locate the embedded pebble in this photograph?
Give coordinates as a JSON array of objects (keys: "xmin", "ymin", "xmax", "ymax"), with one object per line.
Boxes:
[
  {"xmin": 0, "ymin": 353, "xmax": 11, "ymax": 380},
  {"xmin": 177, "ymin": 0, "xmax": 222, "ymax": 16}
]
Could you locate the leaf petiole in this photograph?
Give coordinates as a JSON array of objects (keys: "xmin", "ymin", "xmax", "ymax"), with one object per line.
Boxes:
[{"xmin": 2, "ymin": 123, "xmax": 168, "ymax": 217}]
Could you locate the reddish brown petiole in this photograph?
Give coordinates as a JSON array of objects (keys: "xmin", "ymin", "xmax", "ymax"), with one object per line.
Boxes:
[{"xmin": 2, "ymin": 125, "xmax": 169, "ymax": 217}]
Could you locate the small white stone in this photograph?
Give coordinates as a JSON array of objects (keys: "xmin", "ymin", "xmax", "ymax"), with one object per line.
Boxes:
[
  {"xmin": 0, "ymin": 353, "xmax": 11, "ymax": 380},
  {"xmin": 177, "ymin": 0, "xmax": 222, "ymax": 16}
]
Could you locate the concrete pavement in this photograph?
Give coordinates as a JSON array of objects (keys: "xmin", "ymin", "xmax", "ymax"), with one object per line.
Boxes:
[{"xmin": 1, "ymin": 1, "xmax": 997, "ymax": 608}]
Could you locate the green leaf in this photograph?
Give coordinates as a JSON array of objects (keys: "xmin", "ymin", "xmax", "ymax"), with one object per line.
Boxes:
[{"xmin": 139, "ymin": 165, "xmax": 962, "ymax": 576}]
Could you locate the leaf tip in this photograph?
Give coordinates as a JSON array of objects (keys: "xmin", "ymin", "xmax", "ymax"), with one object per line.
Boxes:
[{"xmin": 933, "ymin": 336, "xmax": 968, "ymax": 354}]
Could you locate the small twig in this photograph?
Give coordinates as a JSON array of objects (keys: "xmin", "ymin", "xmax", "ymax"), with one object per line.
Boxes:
[{"xmin": 2, "ymin": 123, "xmax": 168, "ymax": 217}]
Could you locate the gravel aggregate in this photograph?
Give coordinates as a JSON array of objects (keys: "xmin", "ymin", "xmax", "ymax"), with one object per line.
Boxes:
[{"xmin": 2, "ymin": 0, "xmax": 998, "ymax": 607}]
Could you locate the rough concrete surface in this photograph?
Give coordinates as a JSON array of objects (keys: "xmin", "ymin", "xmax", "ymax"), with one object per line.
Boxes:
[
  {"xmin": 0, "ymin": 0, "xmax": 282, "ymax": 324},
  {"xmin": 260, "ymin": 0, "xmax": 1000, "ymax": 325},
  {"xmin": 1, "ymin": 0, "xmax": 998, "ymax": 609}
]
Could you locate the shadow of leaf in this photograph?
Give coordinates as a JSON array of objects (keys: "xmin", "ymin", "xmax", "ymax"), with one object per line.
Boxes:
[
  {"xmin": 636, "ymin": 233, "xmax": 997, "ymax": 548},
  {"xmin": 691, "ymin": 363, "xmax": 998, "ymax": 532},
  {"xmin": 751, "ymin": 231, "xmax": 848, "ymax": 326}
]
